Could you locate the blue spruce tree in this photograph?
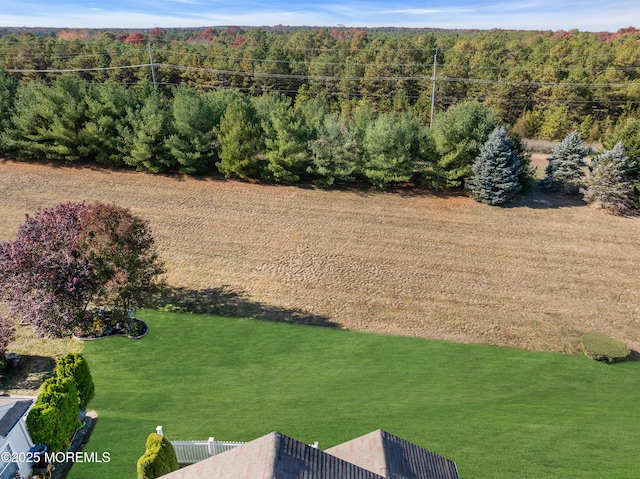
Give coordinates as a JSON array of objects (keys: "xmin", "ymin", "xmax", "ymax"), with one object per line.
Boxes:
[
  {"xmin": 542, "ymin": 131, "xmax": 587, "ymax": 194},
  {"xmin": 584, "ymin": 142, "xmax": 637, "ymax": 215},
  {"xmin": 468, "ymin": 126, "xmax": 523, "ymax": 205}
]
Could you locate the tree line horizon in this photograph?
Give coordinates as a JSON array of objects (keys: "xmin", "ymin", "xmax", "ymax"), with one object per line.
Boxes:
[{"xmin": 1, "ymin": 26, "xmax": 639, "ymax": 141}]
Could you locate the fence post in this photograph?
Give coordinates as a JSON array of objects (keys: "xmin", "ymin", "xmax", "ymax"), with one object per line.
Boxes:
[
  {"xmin": 208, "ymin": 437, "xmax": 215, "ymax": 457},
  {"xmin": 156, "ymin": 425, "xmax": 164, "ymax": 436}
]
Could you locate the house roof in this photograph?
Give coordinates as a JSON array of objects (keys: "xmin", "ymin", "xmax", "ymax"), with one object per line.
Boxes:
[
  {"xmin": 0, "ymin": 398, "xmax": 34, "ymax": 438},
  {"xmin": 160, "ymin": 431, "xmax": 385, "ymax": 479},
  {"xmin": 325, "ymin": 430, "xmax": 459, "ymax": 479}
]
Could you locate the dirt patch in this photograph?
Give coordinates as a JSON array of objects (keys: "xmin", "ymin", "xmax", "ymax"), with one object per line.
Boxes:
[
  {"xmin": 1, "ymin": 159, "xmax": 639, "ymax": 354},
  {"xmin": 1, "ymin": 355, "xmax": 56, "ymax": 396}
]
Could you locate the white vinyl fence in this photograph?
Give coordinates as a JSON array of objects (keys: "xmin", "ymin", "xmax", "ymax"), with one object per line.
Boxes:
[
  {"xmin": 155, "ymin": 426, "xmax": 318, "ymax": 466},
  {"xmin": 170, "ymin": 438, "xmax": 246, "ymax": 464}
]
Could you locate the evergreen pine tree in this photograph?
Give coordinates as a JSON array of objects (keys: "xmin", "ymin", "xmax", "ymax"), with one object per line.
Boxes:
[
  {"xmin": 215, "ymin": 97, "xmax": 263, "ymax": 179},
  {"xmin": 0, "ymin": 68, "xmax": 17, "ymax": 152},
  {"xmin": 583, "ymin": 142, "xmax": 637, "ymax": 215},
  {"xmin": 4, "ymin": 76, "xmax": 88, "ymax": 161},
  {"xmin": 362, "ymin": 113, "xmax": 418, "ymax": 188},
  {"xmin": 166, "ymin": 86, "xmax": 217, "ymax": 175},
  {"xmin": 122, "ymin": 91, "xmax": 175, "ymax": 173},
  {"xmin": 308, "ymin": 113, "xmax": 360, "ymax": 185},
  {"xmin": 542, "ymin": 131, "xmax": 587, "ymax": 194},
  {"xmin": 468, "ymin": 126, "xmax": 523, "ymax": 205},
  {"xmin": 261, "ymin": 101, "xmax": 309, "ymax": 182},
  {"xmin": 79, "ymin": 83, "xmax": 134, "ymax": 166},
  {"xmin": 431, "ymin": 101, "xmax": 499, "ymax": 189},
  {"xmin": 603, "ymin": 118, "xmax": 640, "ymax": 202}
]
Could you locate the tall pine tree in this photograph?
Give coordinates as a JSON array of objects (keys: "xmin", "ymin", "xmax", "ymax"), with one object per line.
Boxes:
[
  {"xmin": 583, "ymin": 142, "xmax": 637, "ymax": 215},
  {"xmin": 166, "ymin": 86, "xmax": 218, "ymax": 175},
  {"xmin": 0, "ymin": 68, "xmax": 17, "ymax": 152},
  {"xmin": 362, "ymin": 113, "xmax": 419, "ymax": 188},
  {"xmin": 122, "ymin": 91, "xmax": 175, "ymax": 173},
  {"xmin": 308, "ymin": 113, "xmax": 360, "ymax": 185},
  {"xmin": 215, "ymin": 97, "xmax": 263, "ymax": 179},
  {"xmin": 431, "ymin": 101, "xmax": 499, "ymax": 189},
  {"xmin": 468, "ymin": 126, "xmax": 523, "ymax": 205},
  {"xmin": 260, "ymin": 101, "xmax": 309, "ymax": 182}
]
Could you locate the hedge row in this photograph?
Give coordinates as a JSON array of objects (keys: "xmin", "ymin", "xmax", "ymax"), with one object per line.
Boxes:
[
  {"xmin": 26, "ymin": 376, "xmax": 79, "ymax": 452},
  {"xmin": 56, "ymin": 353, "xmax": 95, "ymax": 407},
  {"xmin": 26, "ymin": 353, "xmax": 95, "ymax": 452}
]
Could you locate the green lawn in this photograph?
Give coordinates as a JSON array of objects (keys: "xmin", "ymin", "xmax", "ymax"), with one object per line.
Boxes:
[{"xmin": 67, "ymin": 311, "xmax": 640, "ymax": 479}]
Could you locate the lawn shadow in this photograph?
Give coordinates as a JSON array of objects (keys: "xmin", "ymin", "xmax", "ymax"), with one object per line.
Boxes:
[
  {"xmin": 1, "ymin": 355, "xmax": 56, "ymax": 393},
  {"xmin": 628, "ymin": 350, "xmax": 640, "ymax": 361},
  {"xmin": 154, "ymin": 285, "xmax": 341, "ymax": 329}
]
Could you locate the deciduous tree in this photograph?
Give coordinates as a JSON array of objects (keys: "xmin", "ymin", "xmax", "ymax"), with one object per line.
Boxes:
[{"xmin": 0, "ymin": 202, "xmax": 164, "ymax": 337}]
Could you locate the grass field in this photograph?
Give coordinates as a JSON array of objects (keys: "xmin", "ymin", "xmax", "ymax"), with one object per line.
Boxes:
[
  {"xmin": 66, "ymin": 310, "xmax": 640, "ymax": 479},
  {"xmin": 1, "ymin": 158, "xmax": 639, "ymax": 353}
]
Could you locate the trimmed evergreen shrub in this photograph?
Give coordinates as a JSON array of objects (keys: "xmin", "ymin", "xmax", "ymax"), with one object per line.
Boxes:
[
  {"xmin": 582, "ymin": 331, "xmax": 630, "ymax": 363},
  {"xmin": 468, "ymin": 126, "xmax": 522, "ymax": 205},
  {"xmin": 137, "ymin": 433, "xmax": 179, "ymax": 479},
  {"xmin": 26, "ymin": 376, "xmax": 80, "ymax": 451},
  {"xmin": 56, "ymin": 353, "xmax": 95, "ymax": 407}
]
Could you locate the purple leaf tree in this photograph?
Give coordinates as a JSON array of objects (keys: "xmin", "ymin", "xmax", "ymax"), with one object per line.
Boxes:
[{"xmin": 0, "ymin": 202, "xmax": 164, "ymax": 337}]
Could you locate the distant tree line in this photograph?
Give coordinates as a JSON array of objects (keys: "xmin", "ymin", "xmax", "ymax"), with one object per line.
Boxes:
[{"xmin": 1, "ymin": 27, "xmax": 639, "ymax": 140}]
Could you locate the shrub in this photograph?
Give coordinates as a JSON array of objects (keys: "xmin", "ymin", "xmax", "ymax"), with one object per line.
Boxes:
[
  {"xmin": 137, "ymin": 433, "xmax": 179, "ymax": 479},
  {"xmin": 26, "ymin": 376, "xmax": 80, "ymax": 451},
  {"xmin": 56, "ymin": 353, "xmax": 95, "ymax": 407},
  {"xmin": 582, "ymin": 331, "xmax": 630, "ymax": 363}
]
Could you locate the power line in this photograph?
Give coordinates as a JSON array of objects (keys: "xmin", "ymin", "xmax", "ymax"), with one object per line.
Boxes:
[
  {"xmin": 5, "ymin": 64, "xmax": 151, "ymax": 73},
  {"xmin": 5, "ymin": 62, "xmax": 636, "ymax": 90},
  {"xmin": 4, "ymin": 42, "xmax": 639, "ymax": 74}
]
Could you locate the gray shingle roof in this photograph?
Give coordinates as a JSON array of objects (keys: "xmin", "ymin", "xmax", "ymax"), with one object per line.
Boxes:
[
  {"xmin": 160, "ymin": 432, "xmax": 385, "ymax": 479},
  {"xmin": 0, "ymin": 399, "xmax": 34, "ymax": 437},
  {"xmin": 325, "ymin": 430, "xmax": 459, "ymax": 479}
]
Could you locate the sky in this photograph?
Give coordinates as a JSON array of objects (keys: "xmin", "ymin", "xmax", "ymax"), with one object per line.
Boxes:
[{"xmin": 0, "ymin": 0, "xmax": 639, "ymax": 32}]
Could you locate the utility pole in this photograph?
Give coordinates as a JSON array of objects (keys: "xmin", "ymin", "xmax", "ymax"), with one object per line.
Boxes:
[
  {"xmin": 148, "ymin": 43, "xmax": 157, "ymax": 91},
  {"xmin": 429, "ymin": 49, "xmax": 438, "ymax": 129},
  {"xmin": 430, "ymin": 49, "xmax": 439, "ymax": 192}
]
